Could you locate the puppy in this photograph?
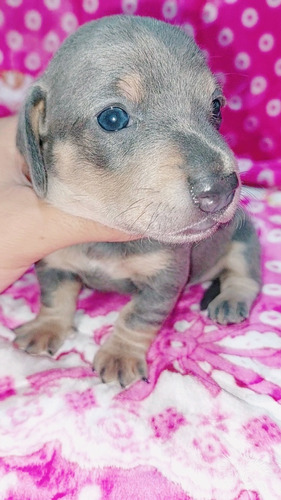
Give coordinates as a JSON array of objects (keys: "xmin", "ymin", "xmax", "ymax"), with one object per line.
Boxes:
[{"xmin": 14, "ymin": 16, "xmax": 261, "ymax": 388}]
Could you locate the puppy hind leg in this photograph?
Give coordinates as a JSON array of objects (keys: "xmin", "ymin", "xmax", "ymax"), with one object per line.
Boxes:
[
  {"xmin": 14, "ymin": 265, "xmax": 81, "ymax": 355},
  {"xmin": 204, "ymin": 216, "xmax": 261, "ymax": 325}
]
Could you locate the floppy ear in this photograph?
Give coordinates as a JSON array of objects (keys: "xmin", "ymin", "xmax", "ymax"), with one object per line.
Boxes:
[{"xmin": 16, "ymin": 85, "xmax": 48, "ymax": 197}]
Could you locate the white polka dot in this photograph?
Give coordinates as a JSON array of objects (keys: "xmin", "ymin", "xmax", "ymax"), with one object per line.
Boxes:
[
  {"xmin": 263, "ymin": 284, "xmax": 281, "ymax": 296},
  {"xmin": 238, "ymin": 158, "xmax": 253, "ymax": 172},
  {"xmin": 182, "ymin": 23, "xmax": 195, "ymax": 38},
  {"xmin": 83, "ymin": 0, "xmax": 99, "ymax": 13},
  {"xmin": 44, "ymin": 0, "xmax": 61, "ymax": 9},
  {"xmin": 171, "ymin": 340, "xmax": 185, "ymax": 349},
  {"xmin": 247, "ymin": 200, "xmax": 265, "ymax": 214},
  {"xmin": 259, "ymin": 137, "xmax": 274, "ymax": 152},
  {"xmin": 234, "ymin": 52, "xmax": 251, "ymax": 70},
  {"xmin": 189, "ymin": 304, "xmax": 200, "ymax": 311},
  {"xmin": 61, "ymin": 12, "xmax": 78, "ymax": 33},
  {"xmin": 190, "ymin": 303, "xmax": 200, "ymax": 311},
  {"xmin": 268, "ymin": 192, "xmax": 281, "ymax": 207},
  {"xmin": 257, "ymin": 169, "xmax": 274, "ymax": 186},
  {"xmin": 43, "ymin": 31, "xmax": 60, "ymax": 52},
  {"xmin": 243, "ymin": 115, "xmax": 259, "ymax": 132},
  {"xmin": 250, "ymin": 76, "xmax": 267, "ymax": 95},
  {"xmin": 0, "ymin": 50, "xmax": 3, "ymax": 65},
  {"xmin": 247, "ymin": 201, "xmax": 264, "ymax": 214},
  {"xmin": 24, "ymin": 10, "xmax": 42, "ymax": 31},
  {"xmin": 6, "ymin": 0, "xmax": 22, "ymax": 6},
  {"xmin": 259, "ymin": 33, "xmax": 275, "ymax": 52},
  {"xmin": 204, "ymin": 325, "xmax": 218, "ymax": 333},
  {"xmin": 162, "ymin": 0, "xmax": 177, "ymax": 19},
  {"xmin": 259, "ymin": 310, "xmax": 281, "ymax": 327},
  {"xmin": 225, "ymin": 0, "xmax": 237, "ymax": 3},
  {"xmin": 265, "ymin": 260, "xmax": 281, "ymax": 273},
  {"xmin": 241, "ymin": 8, "xmax": 259, "ymax": 27},
  {"xmin": 266, "ymin": 99, "xmax": 281, "ymax": 117},
  {"xmin": 218, "ymin": 28, "xmax": 234, "ymax": 47},
  {"xmin": 274, "ymin": 58, "xmax": 281, "ymax": 76},
  {"xmin": 121, "ymin": 0, "xmax": 138, "ymax": 14},
  {"xmin": 266, "ymin": 0, "xmax": 281, "ymax": 6},
  {"xmin": 228, "ymin": 95, "xmax": 242, "ymax": 110},
  {"xmin": 202, "ymin": 3, "xmax": 218, "ymax": 23},
  {"xmin": 24, "ymin": 52, "xmax": 41, "ymax": 71},
  {"xmin": 174, "ymin": 320, "xmax": 192, "ymax": 332},
  {"xmin": 269, "ymin": 215, "xmax": 281, "ymax": 224},
  {"xmin": 267, "ymin": 228, "xmax": 281, "ymax": 243},
  {"xmin": 6, "ymin": 30, "xmax": 23, "ymax": 51},
  {"xmin": 78, "ymin": 484, "xmax": 102, "ymax": 500},
  {"xmin": 0, "ymin": 10, "xmax": 4, "ymax": 27}
]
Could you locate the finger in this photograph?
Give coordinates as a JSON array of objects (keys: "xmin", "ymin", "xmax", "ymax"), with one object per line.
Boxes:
[{"xmin": 39, "ymin": 202, "xmax": 140, "ymax": 254}]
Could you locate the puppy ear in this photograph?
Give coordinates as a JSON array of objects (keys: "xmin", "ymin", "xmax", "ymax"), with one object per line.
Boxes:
[{"xmin": 16, "ymin": 85, "xmax": 48, "ymax": 197}]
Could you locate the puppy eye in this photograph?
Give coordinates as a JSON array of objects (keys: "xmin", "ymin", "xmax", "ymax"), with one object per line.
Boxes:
[
  {"xmin": 97, "ymin": 107, "xmax": 129, "ymax": 132},
  {"xmin": 212, "ymin": 98, "xmax": 221, "ymax": 118},
  {"xmin": 211, "ymin": 98, "xmax": 223, "ymax": 129}
]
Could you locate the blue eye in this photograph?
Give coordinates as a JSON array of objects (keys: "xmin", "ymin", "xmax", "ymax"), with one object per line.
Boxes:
[
  {"xmin": 97, "ymin": 107, "xmax": 129, "ymax": 131},
  {"xmin": 212, "ymin": 98, "xmax": 223, "ymax": 129},
  {"xmin": 212, "ymin": 99, "xmax": 221, "ymax": 118}
]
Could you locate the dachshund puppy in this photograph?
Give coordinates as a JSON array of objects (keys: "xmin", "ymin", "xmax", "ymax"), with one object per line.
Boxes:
[{"xmin": 14, "ymin": 16, "xmax": 261, "ymax": 388}]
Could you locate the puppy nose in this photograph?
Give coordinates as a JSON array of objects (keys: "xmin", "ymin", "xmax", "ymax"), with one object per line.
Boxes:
[{"xmin": 192, "ymin": 172, "xmax": 239, "ymax": 214}]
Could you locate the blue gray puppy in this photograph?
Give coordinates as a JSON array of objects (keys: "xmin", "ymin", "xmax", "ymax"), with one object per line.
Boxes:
[{"xmin": 14, "ymin": 16, "xmax": 261, "ymax": 388}]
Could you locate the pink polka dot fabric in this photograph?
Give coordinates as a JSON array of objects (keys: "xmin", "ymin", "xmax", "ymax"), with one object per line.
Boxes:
[
  {"xmin": 1, "ymin": 2, "xmax": 281, "ymax": 499},
  {"xmin": 0, "ymin": 0, "xmax": 281, "ymax": 187}
]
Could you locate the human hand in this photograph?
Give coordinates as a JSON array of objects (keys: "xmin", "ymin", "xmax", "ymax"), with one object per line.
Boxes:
[{"xmin": 0, "ymin": 116, "xmax": 138, "ymax": 292}]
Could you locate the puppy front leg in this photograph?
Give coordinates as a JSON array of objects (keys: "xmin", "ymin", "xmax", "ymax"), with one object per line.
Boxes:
[
  {"xmin": 94, "ymin": 268, "xmax": 187, "ymax": 388},
  {"xmin": 202, "ymin": 215, "xmax": 261, "ymax": 324},
  {"xmin": 14, "ymin": 263, "xmax": 81, "ymax": 355}
]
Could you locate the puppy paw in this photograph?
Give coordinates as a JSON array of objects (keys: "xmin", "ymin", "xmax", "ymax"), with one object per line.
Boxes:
[
  {"xmin": 93, "ymin": 337, "xmax": 148, "ymax": 388},
  {"xmin": 207, "ymin": 292, "xmax": 249, "ymax": 325},
  {"xmin": 14, "ymin": 319, "xmax": 67, "ymax": 355}
]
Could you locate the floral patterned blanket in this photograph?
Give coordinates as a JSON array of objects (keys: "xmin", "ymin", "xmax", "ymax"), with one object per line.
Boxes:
[
  {"xmin": 1, "ymin": 185, "xmax": 281, "ymax": 499},
  {"xmin": 1, "ymin": 1, "xmax": 281, "ymax": 499}
]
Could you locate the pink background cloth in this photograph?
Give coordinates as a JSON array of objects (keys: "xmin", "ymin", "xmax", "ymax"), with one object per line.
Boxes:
[
  {"xmin": 0, "ymin": 0, "xmax": 281, "ymax": 187},
  {"xmin": 1, "ymin": 1, "xmax": 281, "ymax": 499}
]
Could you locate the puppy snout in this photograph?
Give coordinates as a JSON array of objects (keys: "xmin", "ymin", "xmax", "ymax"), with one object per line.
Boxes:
[{"xmin": 191, "ymin": 172, "xmax": 239, "ymax": 214}]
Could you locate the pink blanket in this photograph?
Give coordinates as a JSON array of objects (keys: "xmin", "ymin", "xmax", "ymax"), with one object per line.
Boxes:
[{"xmin": 1, "ymin": 1, "xmax": 281, "ymax": 498}]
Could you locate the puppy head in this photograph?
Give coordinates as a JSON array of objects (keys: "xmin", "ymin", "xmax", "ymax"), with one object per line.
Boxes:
[{"xmin": 17, "ymin": 15, "xmax": 240, "ymax": 244}]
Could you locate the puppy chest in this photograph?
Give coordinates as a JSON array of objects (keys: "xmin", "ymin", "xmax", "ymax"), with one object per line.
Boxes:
[
  {"xmin": 45, "ymin": 247, "xmax": 171, "ymax": 287},
  {"xmin": 89, "ymin": 251, "xmax": 170, "ymax": 281}
]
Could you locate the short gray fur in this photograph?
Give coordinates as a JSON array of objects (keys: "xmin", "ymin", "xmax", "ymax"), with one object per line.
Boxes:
[{"xmin": 15, "ymin": 16, "xmax": 261, "ymax": 387}]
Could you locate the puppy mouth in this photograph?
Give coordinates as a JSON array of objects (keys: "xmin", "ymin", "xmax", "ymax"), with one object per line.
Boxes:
[
  {"xmin": 143, "ymin": 192, "xmax": 240, "ymax": 244},
  {"xmin": 158, "ymin": 220, "xmax": 220, "ymax": 244}
]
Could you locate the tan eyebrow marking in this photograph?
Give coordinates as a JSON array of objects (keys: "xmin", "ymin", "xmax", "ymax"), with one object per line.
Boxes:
[{"xmin": 117, "ymin": 73, "xmax": 144, "ymax": 104}]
